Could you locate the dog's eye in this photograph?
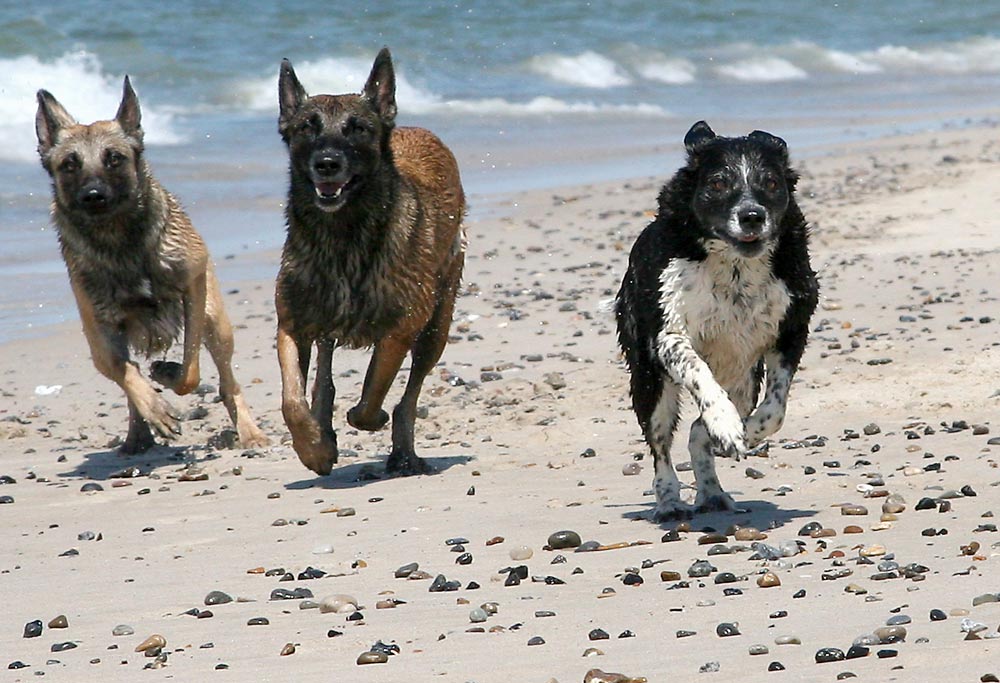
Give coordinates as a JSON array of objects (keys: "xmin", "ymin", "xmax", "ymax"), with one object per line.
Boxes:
[
  {"xmin": 708, "ymin": 177, "xmax": 728, "ymax": 193},
  {"xmin": 106, "ymin": 151, "xmax": 126, "ymax": 168},
  {"xmin": 58, "ymin": 155, "xmax": 79, "ymax": 173},
  {"xmin": 299, "ymin": 115, "xmax": 321, "ymax": 134},
  {"xmin": 763, "ymin": 176, "xmax": 780, "ymax": 192},
  {"xmin": 345, "ymin": 119, "xmax": 370, "ymax": 138}
]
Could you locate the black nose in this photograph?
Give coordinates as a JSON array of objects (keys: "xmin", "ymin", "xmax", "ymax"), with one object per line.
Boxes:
[
  {"xmin": 79, "ymin": 186, "xmax": 109, "ymax": 209},
  {"xmin": 738, "ymin": 206, "xmax": 766, "ymax": 230},
  {"xmin": 312, "ymin": 151, "xmax": 346, "ymax": 178}
]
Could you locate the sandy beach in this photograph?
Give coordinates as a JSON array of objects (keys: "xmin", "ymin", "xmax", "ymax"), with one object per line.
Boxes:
[{"xmin": 2, "ymin": 121, "xmax": 999, "ymax": 682}]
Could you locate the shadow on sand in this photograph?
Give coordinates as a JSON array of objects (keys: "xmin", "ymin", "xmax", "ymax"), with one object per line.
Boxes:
[
  {"xmin": 283, "ymin": 454, "xmax": 475, "ymax": 492},
  {"xmin": 618, "ymin": 496, "xmax": 817, "ymax": 534}
]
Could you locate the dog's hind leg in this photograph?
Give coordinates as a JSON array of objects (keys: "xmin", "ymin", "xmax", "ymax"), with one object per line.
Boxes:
[
  {"xmin": 201, "ymin": 279, "xmax": 270, "ymax": 449},
  {"xmin": 385, "ymin": 265, "xmax": 462, "ymax": 475},
  {"xmin": 123, "ymin": 399, "xmax": 156, "ymax": 454}
]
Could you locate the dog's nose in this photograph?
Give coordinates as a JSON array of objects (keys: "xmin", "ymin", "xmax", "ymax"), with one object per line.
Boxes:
[
  {"xmin": 79, "ymin": 186, "xmax": 109, "ymax": 209},
  {"xmin": 738, "ymin": 206, "xmax": 766, "ymax": 230},
  {"xmin": 312, "ymin": 152, "xmax": 346, "ymax": 178}
]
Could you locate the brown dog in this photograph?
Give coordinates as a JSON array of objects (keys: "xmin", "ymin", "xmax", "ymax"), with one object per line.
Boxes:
[
  {"xmin": 276, "ymin": 48, "xmax": 466, "ymax": 476},
  {"xmin": 35, "ymin": 77, "xmax": 269, "ymax": 453}
]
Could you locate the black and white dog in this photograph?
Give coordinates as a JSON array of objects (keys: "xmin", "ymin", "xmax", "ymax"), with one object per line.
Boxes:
[{"xmin": 616, "ymin": 121, "xmax": 818, "ymax": 522}]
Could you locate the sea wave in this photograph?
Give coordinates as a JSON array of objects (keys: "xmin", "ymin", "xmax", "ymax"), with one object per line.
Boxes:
[
  {"xmin": 231, "ymin": 56, "xmax": 668, "ymax": 118},
  {"xmin": 528, "ymin": 51, "xmax": 633, "ymax": 88},
  {"xmin": 0, "ymin": 51, "xmax": 185, "ymax": 163}
]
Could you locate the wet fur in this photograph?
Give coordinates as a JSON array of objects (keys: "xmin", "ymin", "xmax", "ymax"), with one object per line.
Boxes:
[
  {"xmin": 616, "ymin": 121, "xmax": 818, "ymax": 521},
  {"xmin": 35, "ymin": 78, "xmax": 268, "ymax": 453},
  {"xmin": 275, "ymin": 48, "xmax": 466, "ymax": 476}
]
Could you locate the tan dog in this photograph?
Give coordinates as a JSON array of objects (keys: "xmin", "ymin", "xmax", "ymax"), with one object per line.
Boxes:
[
  {"xmin": 35, "ymin": 77, "xmax": 268, "ymax": 453},
  {"xmin": 276, "ymin": 48, "xmax": 465, "ymax": 476}
]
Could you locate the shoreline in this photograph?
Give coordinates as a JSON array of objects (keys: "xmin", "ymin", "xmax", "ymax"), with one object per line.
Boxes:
[{"xmin": 1, "ymin": 115, "xmax": 999, "ymax": 682}]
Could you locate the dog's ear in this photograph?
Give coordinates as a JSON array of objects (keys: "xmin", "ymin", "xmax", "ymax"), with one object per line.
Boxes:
[
  {"xmin": 684, "ymin": 120, "xmax": 716, "ymax": 154},
  {"xmin": 278, "ymin": 58, "xmax": 308, "ymax": 135},
  {"xmin": 115, "ymin": 76, "xmax": 143, "ymax": 142},
  {"xmin": 35, "ymin": 89, "xmax": 76, "ymax": 158},
  {"xmin": 748, "ymin": 130, "xmax": 788, "ymax": 156},
  {"xmin": 364, "ymin": 47, "xmax": 397, "ymax": 126}
]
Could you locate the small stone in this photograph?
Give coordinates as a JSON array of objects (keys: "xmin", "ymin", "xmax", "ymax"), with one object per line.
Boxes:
[
  {"xmin": 48, "ymin": 615, "xmax": 68, "ymax": 629},
  {"xmin": 841, "ymin": 505, "xmax": 868, "ymax": 516},
  {"xmin": 775, "ymin": 635, "xmax": 801, "ymax": 645},
  {"xmin": 80, "ymin": 482, "xmax": 104, "ymax": 493},
  {"xmin": 509, "ymin": 545, "xmax": 533, "ymax": 561},
  {"xmin": 527, "ymin": 636, "xmax": 545, "ymax": 646},
  {"xmin": 589, "ymin": 628, "xmax": 610, "ymax": 641},
  {"xmin": 972, "ymin": 593, "xmax": 999, "ymax": 607},
  {"xmin": 319, "ymin": 594, "xmax": 358, "ymax": 614},
  {"xmin": 660, "ymin": 570, "xmax": 682, "ymax": 582},
  {"xmin": 247, "ymin": 617, "xmax": 269, "ymax": 626},
  {"xmin": 815, "ymin": 647, "xmax": 846, "ymax": 663},
  {"xmin": 394, "ymin": 562, "xmax": 419, "ymax": 578},
  {"xmin": 51, "ymin": 641, "xmax": 77, "ymax": 652},
  {"xmin": 846, "ymin": 644, "xmax": 870, "ymax": 659},
  {"xmin": 698, "ymin": 532, "xmax": 728, "ymax": 545},
  {"xmin": 734, "ymin": 527, "xmax": 765, "ymax": 541},
  {"xmin": 135, "ymin": 634, "xmax": 166, "ymax": 653},
  {"xmin": 204, "ymin": 590, "xmax": 232, "ymax": 606},
  {"xmin": 929, "ymin": 609, "xmax": 948, "ymax": 621},
  {"xmin": 716, "ymin": 622, "xmax": 740, "ymax": 637},
  {"xmin": 699, "ymin": 662, "xmax": 720, "ymax": 673},
  {"xmin": 757, "ymin": 572, "xmax": 781, "ymax": 588},
  {"xmin": 915, "ymin": 497, "xmax": 937, "ymax": 511},
  {"xmin": 280, "ymin": 643, "xmax": 296, "ymax": 656},
  {"xmin": 768, "ymin": 662, "xmax": 786, "ymax": 671},
  {"xmin": 621, "ymin": 462, "xmax": 642, "ymax": 476},
  {"xmin": 874, "ymin": 625, "xmax": 906, "ymax": 643},
  {"xmin": 749, "ymin": 644, "xmax": 769, "ymax": 655},
  {"xmin": 548, "ymin": 530, "xmax": 582, "ymax": 549},
  {"xmin": 688, "ymin": 560, "xmax": 715, "ymax": 578},
  {"xmin": 469, "ymin": 608, "xmax": 488, "ymax": 623},
  {"xmin": 23, "ymin": 620, "xmax": 42, "ymax": 638},
  {"xmin": 112, "ymin": 624, "xmax": 134, "ymax": 637}
]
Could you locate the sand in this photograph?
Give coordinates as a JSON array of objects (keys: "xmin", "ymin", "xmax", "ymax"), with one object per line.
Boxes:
[{"xmin": 1, "ymin": 123, "xmax": 999, "ymax": 682}]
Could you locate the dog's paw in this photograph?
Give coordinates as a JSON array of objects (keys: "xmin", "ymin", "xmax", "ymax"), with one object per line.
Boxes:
[
  {"xmin": 652, "ymin": 500, "xmax": 694, "ymax": 523},
  {"xmin": 703, "ymin": 403, "xmax": 746, "ymax": 460},
  {"xmin": 694, "ymin": 490, "xmax": 738, "ymax": 514},
  {"xmin": 745, "ymin": 400, "xmax": 785, "ymax": 447},
  {"xmin": 385, "ymin": 448, "xmax": 433, "ymax": 476},
  {"xmin": 240, "ymin": 428, "xmax": 271, "ymax": 450},
  {"xmin": 137, "ymin": 393, "xmax": 182, "ymax": 440},
  {"xmin": 292, "ymin": 432, "xmax": 338, "ymax": 476},
  {"xmin": 121, "ymin": 422, "xmax": 156, "ymax": 455},
  {"xmin": 346, "ymin": 406, "xmax": 390, "ymax": 432}
]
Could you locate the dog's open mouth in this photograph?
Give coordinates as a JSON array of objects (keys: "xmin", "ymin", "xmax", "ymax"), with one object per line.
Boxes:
[
  {"xmin": 737, "ymin": 233, "xmax": 761, "ymax": 243},
  {"xmin": 313, "ymin": 176, "xmax": 359, "ymax": 209}
]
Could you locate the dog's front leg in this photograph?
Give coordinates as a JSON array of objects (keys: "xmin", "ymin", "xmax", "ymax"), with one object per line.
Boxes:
[
  {"xmin": 745, "ymin": 351, "xmax": 792, "ymax": 447},
  {"xmin": 277, "ymin": 326, "xmax": 337, "ymax": 475},
  {"xmin": 151, "ymin": 269, "xmax": 206, "ymax": 395},
  {"xmin": 71, "ymin": 282, "xmax": 180, "ymax": 448},
  {"xmin": 658, "ymin": 332, "xmax": 746, "ymax": 459}
]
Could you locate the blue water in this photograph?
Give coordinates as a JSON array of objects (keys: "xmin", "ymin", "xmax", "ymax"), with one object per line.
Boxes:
[{"xmin": 2, "ymin": 1, "xmax": 1000, "ymax": 341}]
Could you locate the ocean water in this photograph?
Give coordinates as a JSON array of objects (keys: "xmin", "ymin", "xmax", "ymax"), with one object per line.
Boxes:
[{"xmin": 2, "ymin": 1, "xmax": 1000, "ymax": 341}]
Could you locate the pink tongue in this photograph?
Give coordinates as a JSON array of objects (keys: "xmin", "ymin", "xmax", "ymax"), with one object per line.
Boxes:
[
  {"xmin": 316, "ymin": 181, "xmax": 343, "ymax": 197},
  {"xmin": 738, "ymin": 233, "xmax": 760, "ymax": 242}
]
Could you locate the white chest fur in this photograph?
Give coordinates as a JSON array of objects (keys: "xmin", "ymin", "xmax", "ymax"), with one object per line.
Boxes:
[{"xmin": 658, "ymin": 249, "xmax": 790, "ymax": 388}]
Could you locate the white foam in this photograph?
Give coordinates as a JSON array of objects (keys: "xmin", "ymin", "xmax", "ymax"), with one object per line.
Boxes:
[
  {"xmin": 716, "ymin": 57, "xmax": 808, "ymax": 83},
  {"xmin": 636, "ymin": 57, "xmax": 697, "ymax": 85},
  {"xmin": 528, "ymin": 51, "xmax": 632, "ymax": 88},
  {"xmin": 233, "ymin": 56, "xmax": 666, "ymax": 118},
  {"xmin": 0, "ymin": 51, "xmax": 184, "ymax": 163},
  {"xmin": 861, "ymin": 37, "xmax": 1000, "ymax": 74}
]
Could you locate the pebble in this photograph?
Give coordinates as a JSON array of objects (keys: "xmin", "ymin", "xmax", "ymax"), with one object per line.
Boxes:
[
  {"xmin": 548, "ymin": 530, "xmax": 582, "ymax": 549},
  {"xmin": 204, "ymin": 590, "xmax": 233, "ymax": 606},
  {"xmin": 716, "ymin": 622, "xmax": 740, "ymax": 637},
  {"xmin": 962, "ymin": 618, "xmax": 988, "ymax": 634},
  {"xmin": 590, "ymin": 628, "xmax": 610, "ymax": 641},
  {"xmin": 757, "ymin": 572, "xmax": 781, "ymax": 588},
  {"xmin": 699, "ymin": 662, "xmax": 720, "ymax": 673},
  {"xmin": 510, "ymin": 545, "xmax": 533, "ymax": 561},
  {"xmin": 749, "ymin": 644, "xmax": 769, "ymax": 655},
  {"xmin": 319, "ymin": 594, "xmax": 358, "ymax": 614},
  {"xmin": 973, "ymin": 593, "xmax": 999, "ymax": 607},
  {"xmin": 51, "ymin": 642, "xmax": 77, "ymax": 652},
  {"xmin": 915, "ymin": 497, "xmax": 937, "ymax": 511},
  {"xmin": 775, "ymin": 635, "xmax": 801, "ymax": 645},
  {"xmin": 527, "ymin": 636, "xmax": 546, "ymax": 646},
  {"xmin": 929, "ymin": 609, "xmax": 948, "ymax": 621},
  {"xmin": 134, "ymin": 634, "xmax": 166, "ymax": 653},
  {"xmin": 874, "ymin": 626, "xmax": 906, "ymax": 643},
  {"xmin": 395, "ymin": 562, "xmax": 419, "ymax": 578},
  {"xmin": 48, "ymin": 615, "xmax": 68, "ymax": 629},
  {"xmin": 80, "ymin": 482, "xmax": 103, "ymax": 493},
  {"xmin": 112, "ymin": 624, "xmax": 134, "ymax": 636},
  {"xmin": 23, "ymin": 620, "xmax": 42, "ymax": 638},
  {"xmin": 846, "ymin": 645, "xmax": 870, "ymax": 659},
  {"xmin": 280, "ymin": 643, "xmax": 296, "ymax": 656},
  {"xmin": 247, "ymin": 617, "xmax": 269, "ymax": 626},
  {"xmin": 815, "ymin": 647, "xmax": 846, "ymax": 663},
  {"xmin": 841, "ymin": 505, "xmax": 868, "ymax": 516},
  {"xmin": 583, "ymin": 669, "xmax": 648, "ymax": 683},
  {"xmin": 660, "ymin": 571, "xmax": 682, "ymax": 582},
  {"xmin": 886, "ymin": 615, "xmax": 911, "ymax": 626},
  {"xmin": 469, "ymin": 608, "xmax": 488, "ymax": 623},
  {"xmin": 768, "ymin": 662, "xmax": 785, "ymax": 671},
  {"xmin": 621, "ymin": 462, "xmax": 642, "ymax": 476},
  {"xmin": 688, "ymin": 560, "xmax": 715, "ymax": 578}
]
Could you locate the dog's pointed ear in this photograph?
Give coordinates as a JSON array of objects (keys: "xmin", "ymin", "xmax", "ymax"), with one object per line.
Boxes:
[
  {"xmin": 364, "ymin": 47, "xmax": 397, "ymax": 126},
  {"xmin": 278, "ymin": 58, "xmax": 308, "ymax": 135},
  {"xmin": 115, "ymin": 75, "xmax": 143, "ymax": 141},
  {"xmin": 35, "ymin": 89, "xmax": 76, "ymax": 158},
  {"xmin": 748, "ymin": 130, "xmax": 788, "ymax": 156},
  {"xmin": 684, "ymin": 120, "xmax": 716, "ymax": 154}
]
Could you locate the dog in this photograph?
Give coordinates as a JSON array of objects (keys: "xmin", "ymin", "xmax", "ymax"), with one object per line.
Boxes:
[
  {"xmin": 35, "ymin": 77, "xmax": 269, "ymax": 454},
  {"xmin": 275, "ymin": 48, "xmax": 466, "ymax": 476},
  {"xmin": 615, "ymin": 121, "xmax": 818, "ymax": 521}
]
